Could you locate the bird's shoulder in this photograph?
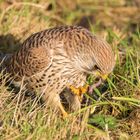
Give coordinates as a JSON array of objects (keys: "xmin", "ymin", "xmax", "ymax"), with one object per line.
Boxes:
[{"xmin": 22, "ymin": 25, "xmax": 93, "ymax": 49}]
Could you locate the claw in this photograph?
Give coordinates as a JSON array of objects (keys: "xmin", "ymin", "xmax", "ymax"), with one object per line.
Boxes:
[
  {"xmin": 62, "ymin": 111, "xmax": 68, "ymax": 118},
  {"xmin": 58, "ymin": 102, "xmax": 68, "ymax": 118},
  {"xmin": 69, "ymin": 84, "xmax": 89, "ymax": 101}
]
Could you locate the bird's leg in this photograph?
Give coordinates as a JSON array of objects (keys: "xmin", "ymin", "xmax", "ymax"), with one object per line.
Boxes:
[
  {"xmin": 62, "ymin": 89, "xmax": 81, "ymax": 112},
  {"xmin": 58, "ymin": 101, "xmax": 68, "ymax": 118},
  {"xmin": 44, "ymin": 93, "xmax": 68, "ymax": 118},
  {"xmin": 69, "ymin": 84, "xmax": 89, "ymax": 101}
]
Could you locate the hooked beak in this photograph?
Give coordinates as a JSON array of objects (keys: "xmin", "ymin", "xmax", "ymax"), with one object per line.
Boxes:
[
  {"xmin": 95, "ymin": 71, "xmax": 108, "ymax": 81},
  {"xmin": 100, "ymin": 74, "xmax": 108, "ymax": 80}
]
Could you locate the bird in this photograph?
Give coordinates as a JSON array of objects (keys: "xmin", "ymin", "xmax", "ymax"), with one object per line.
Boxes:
[{"xmin": 1, "ymin": 25, "xmax": 115, "ymax": 117}]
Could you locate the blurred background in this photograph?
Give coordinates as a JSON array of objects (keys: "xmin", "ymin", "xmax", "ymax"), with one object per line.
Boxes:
[{"xmin": 0, "ymin": 0, "xmax": 140, "ymax": 52}]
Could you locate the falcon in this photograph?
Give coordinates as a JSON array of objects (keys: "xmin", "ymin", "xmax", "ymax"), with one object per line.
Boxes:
[{"xmin": 2, "ymin": 26, "xmax": 115, "ymax": 117}]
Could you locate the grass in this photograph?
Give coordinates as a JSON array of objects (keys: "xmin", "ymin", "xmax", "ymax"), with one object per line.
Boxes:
[{"xmin": 0, "ymin": 0, "xmax": 140, "ymax": 139}]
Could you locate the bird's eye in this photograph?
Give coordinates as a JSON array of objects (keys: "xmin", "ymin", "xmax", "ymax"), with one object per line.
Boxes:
[{"xmin": 94, "ymin": 65, "xmax": 101, "ymax": 71}]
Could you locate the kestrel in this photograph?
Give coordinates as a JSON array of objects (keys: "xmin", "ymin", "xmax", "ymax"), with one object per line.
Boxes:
[{"xmin": 2, "ymin": 26, "xmax": 115, "ymax": 117}]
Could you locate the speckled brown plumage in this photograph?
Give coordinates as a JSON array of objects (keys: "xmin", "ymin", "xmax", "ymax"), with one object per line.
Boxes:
[{"xmin": 3, "ymin": 26, "xmax": 115, "ymax": 117}]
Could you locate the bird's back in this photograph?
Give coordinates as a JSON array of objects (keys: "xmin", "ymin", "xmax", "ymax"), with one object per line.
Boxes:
[
  {"xmin": 3, "ymin": 26, "xmax": 85, "ymax": 79},
  {"xmin": 4, "ymin": 26, "xmax": 115, "ymax": 82}
]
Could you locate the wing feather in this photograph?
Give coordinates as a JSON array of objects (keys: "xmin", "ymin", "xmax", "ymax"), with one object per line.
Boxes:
[{"xmin": 6, "ymin": 43, "xmax": 53, "ymax": 80}]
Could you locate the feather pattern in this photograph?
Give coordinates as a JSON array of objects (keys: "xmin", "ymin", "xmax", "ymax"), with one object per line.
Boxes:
[{"xmin": 2, "ymin": 25, "xmax": 115, "ymax": 115}]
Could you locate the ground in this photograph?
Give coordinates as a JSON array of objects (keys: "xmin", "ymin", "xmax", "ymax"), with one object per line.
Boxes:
[{"xmin": 0, "ymin": 0, "xmax": 140, "ymax": 140}]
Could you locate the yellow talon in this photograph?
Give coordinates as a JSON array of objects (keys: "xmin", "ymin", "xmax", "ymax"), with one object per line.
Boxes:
[
  {"xmin": 69, "ymin": 85, "xmax": 80, "ymax": 96},
  {"xmin": 69, "ymin": 84, "xmax": 89, "ymax": 101},
  {"xmin": 58, "ymin": 102, "xmax": 69, "ymax": 118},
  {"xmin": 80, "ymin": 84, "xmax": 89, "ymax": 94},
  {"xmin": 62, "ymin": 111, "xmax": 68, "ymax": 118}
]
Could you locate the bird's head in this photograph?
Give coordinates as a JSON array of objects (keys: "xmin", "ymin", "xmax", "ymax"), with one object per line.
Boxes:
[
  {"xmin": 77, "ymin": 35, "xmax": 116, "ymax": 81},
  {"xmin": 89, "ymin": 36, "xmax": 115, "ymax": 81},
  {"xmin": 72, "ymin": 29, "xmax": 115, "ymax": 80}
]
